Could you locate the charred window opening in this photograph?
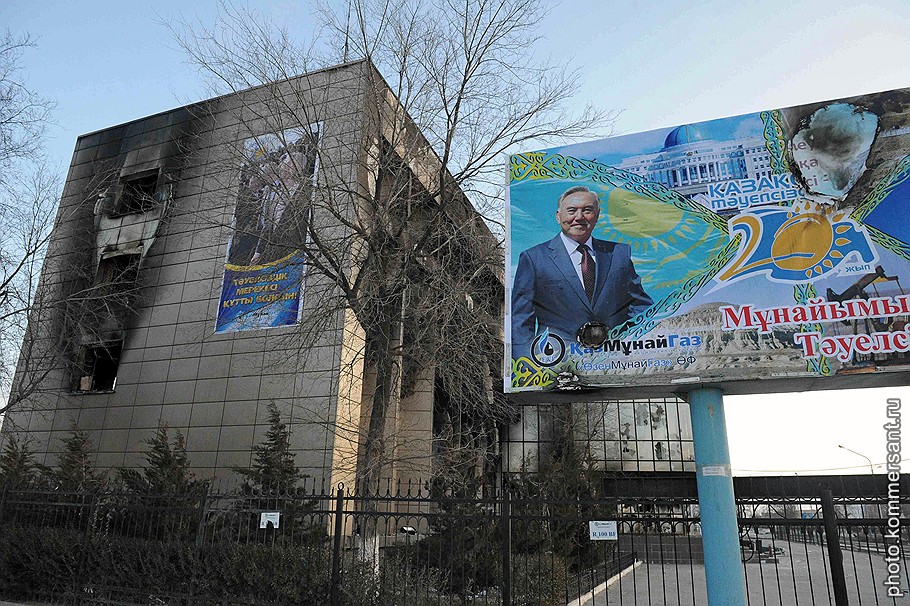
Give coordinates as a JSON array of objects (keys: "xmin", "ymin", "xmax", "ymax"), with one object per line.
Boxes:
[
  {"xmin": 91, "ymin": 253, "xmax": 142, "ymax": 317},
  {"xmin": 96, "ymin": 254, "xmax": 141, "ymax": 290},
  {"xmin": 70, "ymin": 253, "xmax": 140, "ymax": 392},
  {"xmin": 74, "ymin": 341, "xmax": 122, "ymax": 392},
  {"xmin": 115, "ymin": 171, "xmax": 159, "ymax": 215}
]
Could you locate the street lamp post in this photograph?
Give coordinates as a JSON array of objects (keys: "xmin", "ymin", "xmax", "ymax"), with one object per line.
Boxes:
[
  {"xmin": 837, "ymin": 444, "xmax": 880, "ymax": 524},
  {"xmin": 837, "ymin": 444, "xmax": 875, "ymax": 474}
]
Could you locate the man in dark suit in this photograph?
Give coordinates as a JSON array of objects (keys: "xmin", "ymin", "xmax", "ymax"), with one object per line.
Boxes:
[{"xmin": 511, "ymin": 185, "xmax": 652, "ymax": 355}]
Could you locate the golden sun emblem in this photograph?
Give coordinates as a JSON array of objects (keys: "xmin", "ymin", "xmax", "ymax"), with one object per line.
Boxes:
[
  {"xmin": 770, "ymin": 201, "xmax": 851, "ymax": 278},
  {"xmin": 719, "ymin": 199, "xmax": 873, "ymax": 284}
]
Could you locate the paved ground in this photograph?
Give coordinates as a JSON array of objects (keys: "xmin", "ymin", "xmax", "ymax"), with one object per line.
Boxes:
[{"xmin": 582, "ymin": 541, "xmax": 909, "ymax": 605}]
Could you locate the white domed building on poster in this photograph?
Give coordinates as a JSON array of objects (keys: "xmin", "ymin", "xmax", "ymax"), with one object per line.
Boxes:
[{"xmin": 615, "ymin": 124, "xmax": 778, "ymax": 212}]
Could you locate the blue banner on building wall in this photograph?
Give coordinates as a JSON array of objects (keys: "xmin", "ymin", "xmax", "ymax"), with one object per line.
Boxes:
[
  {"xmin": 215, "ymin": 254, "xmax": 306, "ymax": 333},
  {"xmin": 506, "ymin": 88, "xmax": 910, "ymax": 392},
  {"xmin": 215, "ymin": 126, "xmax": 319, "ymax": 333}
]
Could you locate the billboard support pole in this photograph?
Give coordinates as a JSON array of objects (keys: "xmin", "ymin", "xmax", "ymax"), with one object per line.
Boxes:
[{"xmin": 688, "ymin": 387, "xmax": 747, "ymax": 606}]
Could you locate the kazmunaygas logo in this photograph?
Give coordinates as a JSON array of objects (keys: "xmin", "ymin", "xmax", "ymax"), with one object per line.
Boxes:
[{"xmin": 531, "ymin": 329, "xmax": 566, "ymax": 367}]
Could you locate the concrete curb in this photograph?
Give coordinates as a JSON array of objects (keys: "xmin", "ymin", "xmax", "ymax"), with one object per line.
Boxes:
[{"xmin": 566, "ymin": 559, "xmax": 642, "ymax": 606}]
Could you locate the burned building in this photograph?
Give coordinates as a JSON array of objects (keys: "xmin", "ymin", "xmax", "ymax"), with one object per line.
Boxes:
[{"xmin": 1, "ymin": 59, "xmax": 505, "ymax": 488}]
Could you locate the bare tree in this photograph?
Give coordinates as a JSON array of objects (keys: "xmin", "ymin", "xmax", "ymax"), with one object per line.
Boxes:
[
  {"xmin": 0, "ymin": 31, "xmax": 54, "ymax": 177},
  {"xmin": 167, "ymin": 0, "xmax": 613, "ymax": 499},
  {"xmin": 0, "ymin": 31, "xmax": 60, "ymax": 419}
]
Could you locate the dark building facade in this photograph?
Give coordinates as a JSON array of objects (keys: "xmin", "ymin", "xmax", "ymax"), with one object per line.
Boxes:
[{"xmin": 2, "ymin": 60, "xmax": 495, "ymax": 487}]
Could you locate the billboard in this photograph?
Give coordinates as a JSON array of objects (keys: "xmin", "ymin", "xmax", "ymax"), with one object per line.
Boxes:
[
  {"xmin": 506, "ymin": 88, "xmax": 910, "ymax": 393},
  {"xmin": 216, "ymin": 126, "xmax": 319, "ymax": 333}
]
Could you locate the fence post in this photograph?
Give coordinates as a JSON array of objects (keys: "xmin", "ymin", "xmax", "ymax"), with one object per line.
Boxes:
[
  {"xmin": 821, "ymin": 487, "xmax": 849, "ymax": 605},
  {"xmin": 71, "ymin": 491, "xmax": 98, "ymax": 602},
  {"xmin": 502, "ymin": 485, "xmax": 511, "ymax": 606},
  {"xmin": 188, "ymin": 485, "xmax": 211, "ymax": 603},
  {"xmin": 195, "ymin": 484, "xmax": 210, "ymax": 548},
  {"xmin": 330, "ymin": 484, "xmax": 345, "ymax": 606}
]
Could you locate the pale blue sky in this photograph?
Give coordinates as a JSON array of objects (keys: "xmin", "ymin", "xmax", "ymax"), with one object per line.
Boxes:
[{"xmin": 3, "ymin": 0, "xmax": 908, "ymax": 474}]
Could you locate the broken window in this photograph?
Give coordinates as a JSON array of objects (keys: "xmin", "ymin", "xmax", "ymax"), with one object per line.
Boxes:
[
  {"xmin": 115, "ymin": 171, "xmax": 159, "ymax": 215},
  {"xmin": 96, "ymin": 254, "xmax": 141, "ymax": 290},
  {"xmin": 82, "ymin": 254, "xmax": 140, "ymax": 343},
  {"xmin": 71, "ymin": 254, "xmax": 140, "ymax": 392},
  {"xmin": 91, "ymin": 253, "xmax": 141, "ymax": 319},
  {"xmin": 74, "ymin": 341, "xmax": 122, "ymax": 392}
]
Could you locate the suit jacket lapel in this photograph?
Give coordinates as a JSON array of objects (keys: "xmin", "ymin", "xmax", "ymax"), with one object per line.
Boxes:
[
  {"xmin": 592, "ymin": 238, "xmax": 616, "ymax": 307},
  {"xmin": 547, "ymin": 235, "xmax": 594, "ymax": 312}
]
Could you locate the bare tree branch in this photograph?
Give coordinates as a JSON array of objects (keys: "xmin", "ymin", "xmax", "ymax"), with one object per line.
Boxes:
[
  {"xmin": 164, "ymin": 1, "xmax": 616, "ymax": 504},
  {"xmin": 0, "ymin": 31, "xmax": 60, "ymax": 419}
]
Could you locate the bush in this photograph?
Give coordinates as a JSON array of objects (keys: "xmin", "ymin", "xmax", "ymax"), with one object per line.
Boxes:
[
  {"xmin": 0, "ymin": 524, "xmax": 83, "ymax": 601},
  {"xmin": 512, "ymin": 552, "xmax": 568, "ymax": 606},
  {"xmin": 195, "ymin": 540, "xmax": 333, "ymax": 604},
  {"xmin": 0, "ymin": 521, "xmax": 337, "ymax": 605},
  {"xmin": 410, "ymin": 515, "xmax": 501, "ymax": 599}
]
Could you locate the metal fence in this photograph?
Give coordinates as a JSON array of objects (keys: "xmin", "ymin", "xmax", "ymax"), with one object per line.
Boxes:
[{"xmin": 0, "ymin": 474, "xmax": 906, "ymax": 605}]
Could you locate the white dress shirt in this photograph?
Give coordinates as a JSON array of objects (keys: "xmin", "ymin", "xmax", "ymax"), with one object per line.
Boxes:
[{"xmin": 559, "ymin": 232, "xmax": 595, "ymax": 288}]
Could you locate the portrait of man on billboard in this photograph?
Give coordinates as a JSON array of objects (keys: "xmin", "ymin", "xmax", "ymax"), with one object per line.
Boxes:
[
  {"xmin": 227, "ymin": 136, "xmax": 316, "ymax": 267},
  {"xmin": 510, "ymin": 185, "xmax": 653, "ymax": 353},
  {"xmin": 216, "ymin": 127, "xmax": 319, "ymax": 334}
]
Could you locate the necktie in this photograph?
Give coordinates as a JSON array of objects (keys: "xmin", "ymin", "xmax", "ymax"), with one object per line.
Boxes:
[{"xmin": 578, "ymin": 244, "xmax": 595, "ymax": 300}]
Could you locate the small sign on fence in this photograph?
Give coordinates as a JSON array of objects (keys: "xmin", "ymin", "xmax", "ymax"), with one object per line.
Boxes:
[
  {"xmin": 259, "ymin": 512, "xmax": 280, "ymax": 529},
  {"xmin": 588, "ymin": 520, "xmax": 618, "ymax": 541}
]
